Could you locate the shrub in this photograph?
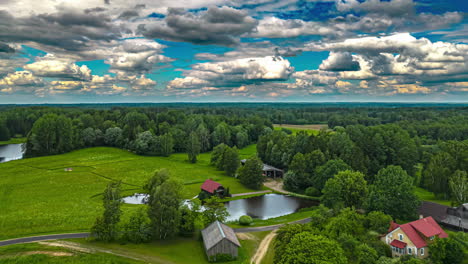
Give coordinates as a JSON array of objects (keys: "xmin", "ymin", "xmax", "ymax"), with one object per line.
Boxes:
[
  {"xmin": 305, "ymin": 187, "xmax": 320, "ymax": 197},
  {"xmin": 239, "ymin": 215, "xmax": 253, "ymax": 226}
]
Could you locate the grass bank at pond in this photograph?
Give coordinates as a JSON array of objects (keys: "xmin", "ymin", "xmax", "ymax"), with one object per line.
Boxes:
[
  {"xmin": 0, "ymin": 145, "xmax": 257, "ymax": 240},
  {"xmin": 0, "ymin": 137, "xmax": 26, "ymax": 146},
  {"xmin": 414, "ymin": 187, "xmax": 451, "ymax": 206},
  {"xmin": 228, "ymin": 207, "xmax": 316, "ymax": 229}
]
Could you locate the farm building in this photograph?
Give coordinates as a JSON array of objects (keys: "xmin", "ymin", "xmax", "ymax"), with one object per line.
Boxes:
[
  {"xmin": 201, "ymin": 221, "xmax": 241, "ymax": 261},
  {"xmin": 201, "ymin": 179, "xmax": 225, "ymax": 196},
  {"xmin": 418, "ymin": 201, "xmax": 468, "ymax": 231},
  {"xmin": 240, "ymin": 159, "xmax": 284, "ymax": 178},
  {"xmin": 383, "ymin": 216, "xmax": 448, "ymax": 259}
]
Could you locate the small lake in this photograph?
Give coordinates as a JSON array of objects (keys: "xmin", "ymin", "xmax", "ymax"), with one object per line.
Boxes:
[
  {"xmin": 0, "ymin": 144, "xmax": 25, "ymax": 163},
  {"xmin": 122, "ymin": 193, "xmax": 318, "ymax": 222},
  {"xmin": 225, "ymin": 194, "xmax": 318, "ymax": 221}
]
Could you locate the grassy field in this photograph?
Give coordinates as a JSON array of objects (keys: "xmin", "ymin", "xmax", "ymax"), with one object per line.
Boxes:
[
  {"xmin": 0, "ymin": 137, "xmax": 26, "ymax": 146},
  {"xmin": 0, "ymin": 242, "xmax": 143, "ymax": 264},
  {"xmin": 0, "ymin": 145, "xmax": 257, "ymax": 240},
  {"xmin": 273, "ymin": 124, "xmax": 327, "ymax": 135},
  {"xmin": 414, "ymin": 187, "xmax": 452, "ymax": 206}
]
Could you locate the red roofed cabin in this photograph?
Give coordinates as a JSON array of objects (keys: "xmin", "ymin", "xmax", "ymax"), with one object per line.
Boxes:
[
  {"xmin": 201, "ymin": 179, "xmax": 225, "ymax": 197},
  {"xmin": 383, "ymin": 216, "xmax": 448, "ymax": 259}
]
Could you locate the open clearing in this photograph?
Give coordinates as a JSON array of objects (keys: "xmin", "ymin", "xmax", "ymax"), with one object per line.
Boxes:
[{"xmin": 0, "ymin": 145, "xmax": 257, "ymax": 240}]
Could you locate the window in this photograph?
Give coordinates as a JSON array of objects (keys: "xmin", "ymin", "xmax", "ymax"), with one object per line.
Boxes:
[
  {"xmin": 399, "ymin": 234, "xmax": 404, "ymax": 240},
  {"xmin": 408, "ymin": 248, "xmax": 412, "ymax": 254},
  {"xmin": 420, "ymin": 248, "xmax": 424, "ymax": 256}
]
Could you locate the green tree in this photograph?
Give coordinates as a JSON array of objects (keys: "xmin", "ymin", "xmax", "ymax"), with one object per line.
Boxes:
[
  {"xmin": 134, "ymin": 131, "xmax": 156, "ymax": 154},
  {"xmin": 122, "ymin": 207, "xmax": 151, "ymax": 243},
  {"xmin": 325, "ymin": 208, "xmax": 365, "ymax": 239},
  {"xmin": 0, "ymin": 120, "xmax": 10, "ymax": 141},
  {"xmin": 238, "ymin": 157, "xmax": 264, "ymax": 189},
  {"xmin": 202, "ymin": 196, "xmax": 229, "ymax": 225},
  {"xmin": 366, "ymin": 211, "xmax": 393, "ymax": 234},
  {"xmin": 104, "ymin": 127, "xmax": 123, "ymax": 147},
  {"xmin": 180, "ymin": 199, "xmax": 205, "ymax": 236},
  {"xmin": 157, "ymin": 133, "xmax": 174, "ymax": 156},
  {"xmin": 429, "ymin": 237, "xmax": 465, "ymax": 264},
  {"xmin": 235, "ymin": 131, "xmax": 249, "ymax": 149},
  {"xmin": 148, "ymin": 179, "xmax": 183, "ymax": 240},
  {"xmin": 274, "ymin": 224, "xmax": 318, "ymax": 263},
  {"xmin": 187, "ymin": 132, "xmax": 201, "ymax": 163},
  {"xmin": 313, "ymin": 159, "xmax": 352, "ymax": 191},
  {"xmin": 322, "ymin": 170, "xmax": 368, "ymax": 209},
  {"xmin": 449, "ymin": 170, "xmax": 468, "ymax": 206},
  {"xmin": 212, "ymin": 122, "xmax": 231, "ymax": 146},
  {"xmin": 91, "ymin": 181, "xmax": 122, "ymax": 242},
  {"xmin": 143, "ymin": 168, "xmax": 170, "ymax": 194},
  {"xmin": 366, "ymin": 165, "xmax": 420, "ymax": 220},
  {"xmin": 223, "ymin": 146, "xmax": 239, "ymax": 177},
  {"xmin": 211, "ymin": 143, "xmax": 229, "ymax": 170},
  {"xmin": 278, "ymin": 232, "xmax": 347, "ymax": 264},
  {"xmin": 423, "ymin": 152, "xmax": 454, "ymax": 198},
  {"xmin": 356, "ymin": 243, "xmax": 379, "ymax": 264},
  {"xmin": 26, "ymin": 114, "xmax": 74, "ymax": 157},
  {"xmin": 196, "ymin": 123, "xmax": 211, "ymax": 152}
]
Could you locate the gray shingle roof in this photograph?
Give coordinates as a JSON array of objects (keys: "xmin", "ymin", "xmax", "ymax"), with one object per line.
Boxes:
[{"xmin": 201, "ymin": 221, "xmax": 241, "ymax": 250}]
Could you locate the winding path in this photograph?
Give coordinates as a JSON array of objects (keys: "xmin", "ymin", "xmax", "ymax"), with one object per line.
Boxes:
[{"xmin": 0, "ymin": 217, "xmax": 311, "ymax": 247}]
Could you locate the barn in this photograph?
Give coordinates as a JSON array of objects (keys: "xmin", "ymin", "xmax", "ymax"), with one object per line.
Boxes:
[
  {"xmin": 201, "ymin": 221, "xmax": 241, "ymax": 261},
  {"xmin": 201, "ymin": 179, "xmax": 225, "ymax": 196}
]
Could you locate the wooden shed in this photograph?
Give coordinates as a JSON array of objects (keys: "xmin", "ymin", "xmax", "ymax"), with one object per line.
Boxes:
[
  {"xmin": 241, "ymin": 159, "xmax": 284, "ymax": 178},
  {"xmin": 201, "ymin": 221, "xmax": 241, "ymax": 261}
]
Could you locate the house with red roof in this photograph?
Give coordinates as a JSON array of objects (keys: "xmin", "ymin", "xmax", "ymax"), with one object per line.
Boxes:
[
  {"xmin": 383, "ymin": 216, "xmax": 448, "ymax": 259},
  {"xmin": 201, "ymin": 179, "xmax": 225, "ymax": 197}
]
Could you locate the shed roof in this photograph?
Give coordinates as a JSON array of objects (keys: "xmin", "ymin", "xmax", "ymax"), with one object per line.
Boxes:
[
  {"xmin": 201, "ymin": 221, "xmax": 241, "ymax": 251},
  {"xmin": 201, "ymin": 179, "xmax": 222, "ymax": 194}
]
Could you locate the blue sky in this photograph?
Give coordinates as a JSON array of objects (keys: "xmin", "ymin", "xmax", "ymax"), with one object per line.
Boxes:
[{"xmin": 0, "ymin": 0, "xmax": 466, "ymax": 103}]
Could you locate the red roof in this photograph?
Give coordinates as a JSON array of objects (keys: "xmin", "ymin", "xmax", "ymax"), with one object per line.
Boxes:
[
  {"xmin": 390, "ymin": 239, "xmax": 407, "ymax": 249},
  {"xmin": 388, "ymin": 216, "xmax": 448, "ymax": 248},
  {"xmin": 201, "ymin": 179, "xmax": 222, "ymax": 194}
]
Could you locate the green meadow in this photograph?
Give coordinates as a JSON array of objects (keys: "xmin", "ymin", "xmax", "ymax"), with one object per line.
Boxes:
[
  {"xmin": 0, "ymin": 137, "xmax": 26, "ymax": 146},
  {"xmin": 0, "ymin": 145, "xmax": 257, "ymax": 240}
]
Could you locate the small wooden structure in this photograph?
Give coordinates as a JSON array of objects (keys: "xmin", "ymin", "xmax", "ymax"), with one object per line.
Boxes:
[
  {"xmin": 201, "ymin": 179, "xmax": 225, "ymax": 197},
  {"xmin": 240, "ymin": 159, "xmax": 284, "ymax": 178},
  {"xmin": 201, "ymin": 221, "xmax": 241, "ymax": 261}
]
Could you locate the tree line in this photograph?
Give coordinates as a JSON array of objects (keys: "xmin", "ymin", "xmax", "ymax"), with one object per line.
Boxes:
[{"xmin": 17, "ymin": 108, "xmax": 270, "ymax": 159}]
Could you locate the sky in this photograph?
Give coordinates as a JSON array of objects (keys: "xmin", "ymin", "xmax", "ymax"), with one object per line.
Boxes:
[{"xmin": 0, "ymin": 0, "xmax": 467, "ymax": 103}]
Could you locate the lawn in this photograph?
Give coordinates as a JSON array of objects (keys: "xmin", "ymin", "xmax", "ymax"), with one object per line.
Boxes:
[
  {"xmin": 0, "ymin": 145, "xmax": 258, "ymax": 240},
  {"xmin": 0, "ymin": 137, "xmax": 26, "ymax": 146},
  {"xmin": 414, "ymin": 187, "xmax": 452, "ymax": 206}
]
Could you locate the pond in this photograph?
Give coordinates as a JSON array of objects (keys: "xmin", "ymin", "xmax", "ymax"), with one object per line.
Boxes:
[
  {"xmin": 122, "ymin": 193, "xmax": 149, "ymax": 204},
  {"xmin": 225, "ymin": 194, "xmax": 318, "ymax": 221},
  {"xmin": 122, "ymin": 193, "xmax": 318, "ymax": 222},
  {"xmin": 0, "ymin": 144, "xmax": 25, "ymax": 163}
]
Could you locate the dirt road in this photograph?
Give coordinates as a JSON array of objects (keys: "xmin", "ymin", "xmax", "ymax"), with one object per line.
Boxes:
[{"xmin": 250, "ymin": 231, "xmax": 277, "ymax": 264}]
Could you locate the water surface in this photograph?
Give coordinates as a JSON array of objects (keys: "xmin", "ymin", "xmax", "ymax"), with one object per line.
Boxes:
[
  {"xmin": 0, "ymin": 144, "xmax": 25, "ymax": 163},
  {"xmin": 225, "ymin": 193, "xmax": 318, "ymax": 221}
]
